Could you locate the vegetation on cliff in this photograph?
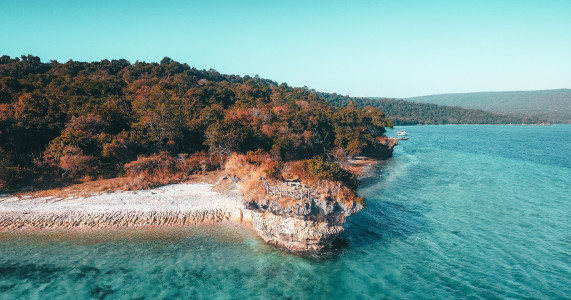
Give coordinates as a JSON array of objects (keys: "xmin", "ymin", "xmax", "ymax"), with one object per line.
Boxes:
[
  {"xmin": 225, "ymin": 153, "xmax": 361, "ymax": 202},
  {"xmin": 0, "ymin": 55, "xmax": 393, "ymax": 191}
]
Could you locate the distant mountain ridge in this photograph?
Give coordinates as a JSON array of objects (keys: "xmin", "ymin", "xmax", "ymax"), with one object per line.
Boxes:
[
  {"xmin": 407, "ymin": 89, "xmax": 571, "ymax": 123},
  {"xmin": 322, "ymin": 95, "xmax": 543, "ymax": 126}
]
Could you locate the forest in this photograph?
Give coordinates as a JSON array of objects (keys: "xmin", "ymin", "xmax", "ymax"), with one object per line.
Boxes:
[
  {"xmin": 324, "ymin": 95, "xmax": 544, "ymax": 125},
  {"xmin": 0, "ymin": 55, "xmax": 394, "ymax": 191},
  {"xmin": 408, "ymin": 89, "xmax": 570, "ymax": 124}
]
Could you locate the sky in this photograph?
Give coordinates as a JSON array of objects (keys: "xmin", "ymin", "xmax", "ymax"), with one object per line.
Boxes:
[{"xmin": 1, "ymin": 0, "xmax": 570, "ymax": 98}]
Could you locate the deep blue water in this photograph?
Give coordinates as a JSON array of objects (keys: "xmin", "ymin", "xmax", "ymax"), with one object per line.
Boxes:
[{"xmin": 1, "ymin": 125, "xmax": 570, "ymax": 299}]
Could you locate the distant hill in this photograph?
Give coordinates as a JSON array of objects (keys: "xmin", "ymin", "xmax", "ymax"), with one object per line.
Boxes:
[
  {"xmin": 407, "ymin": 89, "xmax": 571, "ymax": 123},
  {"xmin": 322, "ymin": 94, "xmax": 542, "ymax": 126}
]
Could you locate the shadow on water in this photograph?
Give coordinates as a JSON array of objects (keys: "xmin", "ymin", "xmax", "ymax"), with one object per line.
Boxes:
[
  {"xmin": 338, "ymin": 159, "xmax": 431, "ymax": 252},
  {"xmin": 300, "ymin": 203, "xmax": 431, "ymax": 260},
  {"xmin": 0, "ymin": 262, "xmax": 65, "ymax": 283},
  {"xmin": 341, "ymin": 200, "xmax": 430, "ymax": 250},
  {"xmin": 300, "ymin": 156, "xmax": 432, "ymax": 259}
]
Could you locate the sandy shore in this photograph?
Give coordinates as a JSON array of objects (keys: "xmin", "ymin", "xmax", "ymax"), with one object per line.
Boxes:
[{"xmin": 0, "ymin": 183, "xmax": 250, "ymax": 230}]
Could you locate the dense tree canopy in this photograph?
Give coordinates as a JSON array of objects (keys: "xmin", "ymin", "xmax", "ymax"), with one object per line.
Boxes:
[{"xmin": 0, "ymin": 55, "xmax": 393, "ymax": 191}]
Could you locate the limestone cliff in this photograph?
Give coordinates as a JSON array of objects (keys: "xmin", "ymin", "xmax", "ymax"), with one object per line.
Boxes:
[
  {"xmin": 223, "ymin": 153, "xmax": 373, "ymax": 253},
  {"xmin": 241, "ymin": 185, "xmax": 363, "ymax": 252}
]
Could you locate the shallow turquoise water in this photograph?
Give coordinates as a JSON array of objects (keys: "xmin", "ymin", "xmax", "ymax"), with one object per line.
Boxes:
[{"xmin": 1, "ymin": 125, "xmax": 570, "ymax": 299}]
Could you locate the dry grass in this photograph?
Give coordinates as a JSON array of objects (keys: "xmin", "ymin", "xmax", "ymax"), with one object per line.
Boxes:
[
  {"xmin": 121, "ymin": 151, "xmax": 222, "ymax": 190},
  {"xmin": 224, "ymin": 154, "xmax": 268, "ymax": 202},
  {"xmin": 189, "ymin": 170, "xmax": 226, "ymax": 184},
  {"xmin": 8, "ymin": 152, "xmax": 226, "ymax": 199},
  {"xmin": 24, "ymin": 177, "xmax": 133, "ymax": 199},
  {"xmin": 15, "ymin": 170, "xmax": 227, "ymax": 199},
  {"xmin": 211, "ymin": 175, "xmax": 237, "ymax": 196},
  {"xmin": 224, "ymin": 153, "xmax": 364, "ymax": 207}
]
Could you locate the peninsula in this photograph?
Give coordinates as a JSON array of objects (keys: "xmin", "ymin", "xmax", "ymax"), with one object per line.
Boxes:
[
  {"xmin": 0, "ymin": 55, "xmax": 397, "ymax": 252},
  {"xmin": 0, "ymin": 154, "xmax": 394, "ymax": 252}
]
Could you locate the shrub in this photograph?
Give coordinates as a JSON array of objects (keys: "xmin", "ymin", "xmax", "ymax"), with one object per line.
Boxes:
[
  {"xmin": 262, "ymin": 159, "xmax": 281, "ymax": 180},
  {"xmin": 124, "ymin": 151, "xmax": 176, "ymax": 178},
  {"xmin": 122, "ymin": 151, "xmax": 220, "ymax": 188},
  {"xmin": 224, "ymin": 153, "xmax": 267, "ymax": 202},
  {"xmin": 102, "ymin": 131, "xmax": 131, "ymax": 162},
  {"xmin": 308, "ymin": 156, "xmax": 359, "ymax": 189},
  {"xmin": 0, "ymin": 166, "xmax": 35, "ymax": 191},
  {"xmin": 177, "ymin": 151, "xmax": 219, "ymax": 174},
  {"xmin": 59, "ymin": 146, "xmax": 98, "ymax": 177}
]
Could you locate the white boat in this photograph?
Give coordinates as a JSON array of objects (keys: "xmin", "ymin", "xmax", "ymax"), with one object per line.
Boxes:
[{"xmin": 396, "ymin": 130, "xmax": 407, "ymax": 136}]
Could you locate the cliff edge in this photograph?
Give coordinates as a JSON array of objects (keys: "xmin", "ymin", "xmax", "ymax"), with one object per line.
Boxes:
[
  {"xmin": 244, "ymin": 187, "xmax": 362, "ymax": 252},
  {"xmin": 225, "ymin": 153, "xmax": 370, "ymax": 252}
]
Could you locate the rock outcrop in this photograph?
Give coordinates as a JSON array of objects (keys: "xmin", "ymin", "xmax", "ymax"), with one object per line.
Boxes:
[
  {"xmin": 243, "ymin": 192, "xmax": 363, "ymax": 252},
  {"xmin": 371, "ymin": 137, "xmax": 399, "ymax": 159},
  {"xmin": 223, "ymin": 153, "xmax": 372, "ymax": 253}
]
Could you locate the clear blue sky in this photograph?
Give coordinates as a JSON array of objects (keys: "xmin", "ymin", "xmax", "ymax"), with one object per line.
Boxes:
[{"xmin": 1, "ymin": 0, "xmax": 570, "ymax": 98}]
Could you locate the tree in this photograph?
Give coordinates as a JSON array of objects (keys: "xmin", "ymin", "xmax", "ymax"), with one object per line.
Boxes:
[
  {"xmin": 204, "ymin": 122, "xmax": 238, "ymax": 165},
  {"xmin": 131, "ymin": 85, "xmax": 184, "ymax": 151},
  {"xmin": 0, "ymin": 55, "xmax": 396, "ymax": 188}
]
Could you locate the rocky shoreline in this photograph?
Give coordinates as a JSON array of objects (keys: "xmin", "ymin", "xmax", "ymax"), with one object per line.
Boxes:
[
  {"xmin": 0, "ymin": 210, "xmax": 235, "ymax": 230},
  {"xmin": 0, "ymin": 145, "xmax": 396, "ymax": 252},
  {"xmin": 0, "ymin": 183, "xmax": 250, "ymax": 229},
  {"xmin": 0, "ymin": 178, "xmax": 366, "ymax": 253}
]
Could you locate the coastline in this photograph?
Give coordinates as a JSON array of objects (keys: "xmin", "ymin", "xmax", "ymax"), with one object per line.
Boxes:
[
  {"xmin": 0, "ymin": 183, "xmax": 253, "ymax": 231},
  {"xmin": 0, "ymin": 155, "xmax": 388, "ymax": 252}
]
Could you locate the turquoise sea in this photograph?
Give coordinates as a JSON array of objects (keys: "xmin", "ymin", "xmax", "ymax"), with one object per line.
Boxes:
[{"xmin": 1, "ymin": 125, "xmax": 570, "ymax": 299}]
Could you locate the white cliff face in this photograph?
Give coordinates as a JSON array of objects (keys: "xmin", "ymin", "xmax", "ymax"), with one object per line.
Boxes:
[
  {"xmin": 249, "ymin": 212, "xmax": 345, "ymax": 252},
  {"xmin": 243, "ymin": 195, "xmax": 363, "ymax": 252}
]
